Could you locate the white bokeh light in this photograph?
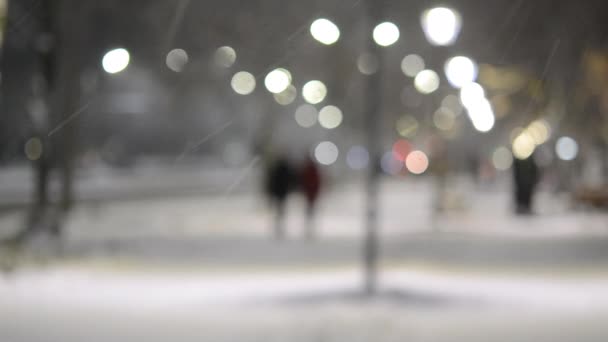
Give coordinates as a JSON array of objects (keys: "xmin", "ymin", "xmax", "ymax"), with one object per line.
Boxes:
[
  {"xmin": 102, "ymin": 48, "xmax": 130, "ymax": 74},
  {"xmin": 318, "ymin": 105, "xmax": 343, "ymax": 129},
  {"xmin": 302, "ymin": 80, "xmax": 327, "ymax": 104},
  {"xmin": 512, "ymin": 132, "xmax": 536, "ymax": 160},
  {"xmin": 433, "ymin": 107, "xmax": 456, "ymax": 131},
  {"xmin": 166, "ymin": 48, "xmax": 189, "ymax": 72},
  {"xmin": 414, "ymin": 69, "xmax": 440, "ymax": 94},
  {"xmin": 294, "ymin": 104, "xmax": 318, "ymax": 128},
  {"xmin": 460, "ymin": 82, "xmax": 486, "ymax": 108},
  {"xmin": 214, "ymin": 46, "xmax": 237, "ymax": 68},
  {"xmin": 373, "ymin": 22, "xmax": 400, "ymax": 47},
  {"xmin": 314, "ymin": 141, "xmax": 339, "ymax": 165},
  {"xmin": 466, "ymin": 98, "xmax": 495, "ymax": 132},
  {"xmin": 310, "ymin": 18, "xmax": 340, "ymax": 45},
  {"xmin": 357, "ymin": 53, "xmax": 379, "ymax": 75},
  {"xmin": 444, "ymin": 56, "xmax": 478, "ymax": 88},
  {"xmin": 401, "ymin": 54, "xmax": 425, "ymax": 77},
  {"xmin": 264, "ymin": 68, "xmax": 291, "ymax": 94},
  {"xmin": 421, "ymin": 7, "xmax": 462, "ymax": 46},
  {"xmin": 273, "ymin": 85, "xmax": 297, "ymax": 105},
  {"xmin": 556, "ymin": 136, "xmax": 579, "ymax": 161},
  {"xmin": 231, "ymin": 71, "xmax": 256, "ymax": 95}
]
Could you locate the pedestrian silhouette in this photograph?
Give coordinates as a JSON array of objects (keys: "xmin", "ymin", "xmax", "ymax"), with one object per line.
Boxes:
[
  {"xmin": 299, "ymin": 156, "xmax": 321, "ymax": 240},
  {"xmin": 513, "ymin": 154, "xmax": 540, "ymax": 215},
  {"xmin": 264, "ymin": 154, "xmax": 295, "ymax": 239}
]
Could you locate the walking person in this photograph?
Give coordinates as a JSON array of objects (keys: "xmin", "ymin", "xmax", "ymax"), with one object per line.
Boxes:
[
  {"xmin": 513, "ymin": 153, "xmax": 540, "ymax": 215},
  {"xmin": 264, "ymin": 154, "xmax": 294, "ymax": 239},
  {"xmin": 299, "ymin": 156, "xmax": 321, "ymax": 240}
]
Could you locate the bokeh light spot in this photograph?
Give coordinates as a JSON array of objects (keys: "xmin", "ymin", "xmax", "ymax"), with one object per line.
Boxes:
[
  {"xmin": 166, "ymin": 48, "xmax": 188, "ymax": 72},
  {"xmin": 24, "ymin": 137, "xmax": 43, "ymax": 161},
  {"xmin": 441, "ymin": 94, "xmax": 464, "ymax": 116},
  {"xmin": 421, "ymin": 7, "xmax": 461, "ymax": 46},
  {"xmin": 302, "ymin": 80, "xmax": 327, "ymax": 104},
  {"xmin": 102, "ymin": 48, "xmax": 130, "ymax": 74},
  {"xmin": 381, "ymin": 151, "xmax": 404, "ymax": 175},
  {"xmin": 314, "ymin": 141, "xmax": 339, "ymax": 165},
  {"xmin": 414, "ymin": 69, "xmax": 440, "ymax": 94},
  {"xmin": 433, "ymin": 107, "xmax": 456, "ymax": 131},
  {"xmin": 295, "ymin": 104, "xmax": 318, "ymax": 128},
  {"xmin": 265, "ymin": 68, "xmax": 291, "ymax": 94},
  {"xmin": 310, "ymin": 18, "xmax": 340, "ymax": 45},
  {"xmin": 214, "ymin": 46, "xmax": 237, "ymax": 68},
  {"xmin": 556, "ymin": 136, "xmax": 578, "ymax": 161},
  {"xmin": 346, "ymin": 146, "xmax": 369, "ymax": 170},
  {"xmin": 401, "ymin": 54, "xmax": 425, "ymax": 77},
  {"xmin": 318, "ymin": 105, "xmax": 343, "ymax": 129},
  {"xmin": 392, "ymin": 139, "xmax": 412, "ymax": 161},
  {"xmin": 357, "ymin": 53, "xmax": 379, "ymax": 75},
  {"xmin": 406, "ymin": 150, "xmax": 429, "ymax": 174},
  {"xmin": 231, "ymin": 71, "xmax": 256, "ymax": 95},
  {"xmin": 512, "ymin": 132, "xmax": 536, "ymax": 160},
  {"xmin": 396, "ymin": 115, "xmax": 419, "ymax": 138},
  {"xmin": 273, "ymin": 84, "xmax": 297, "ymax": 105},
  {"xmin": 373, "ymin": 22, "xmax": 400, "ymax": 47},
  {"xmin": 444, "ymin": 56, "xmax": 478, "ymax": 88}
]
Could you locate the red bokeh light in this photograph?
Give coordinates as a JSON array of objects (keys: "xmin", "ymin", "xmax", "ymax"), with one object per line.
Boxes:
[{"xmin": 392, "ymin": 139, "xmax": 412, "ymax": 161}]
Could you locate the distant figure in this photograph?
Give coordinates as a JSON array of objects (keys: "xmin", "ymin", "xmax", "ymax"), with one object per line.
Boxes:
[
  {"xmin": 299, "ymin": 156, "xmax": 321, "ymax": 240},
  {"xmin": 264, "ymin": 155, "xmax": 294, "ymax": 239},
  {"xmin": 513, "ymin": 155, "xmax": 540, "ymax": 214}
]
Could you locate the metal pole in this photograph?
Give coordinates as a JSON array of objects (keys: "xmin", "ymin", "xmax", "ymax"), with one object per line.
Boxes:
[{"xmin": 363, "ymin": 0, "xmax": 383, "ymax": 296}]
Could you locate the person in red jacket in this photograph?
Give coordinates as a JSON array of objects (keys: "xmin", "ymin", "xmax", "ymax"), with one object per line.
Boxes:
[{"xmin": 300, "ymin": 156, "xmax": 321, "ymax": 240}]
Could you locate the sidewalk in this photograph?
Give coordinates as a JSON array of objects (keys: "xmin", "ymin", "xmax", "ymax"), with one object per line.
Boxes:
[{"xmin": 2, "ymin": 174, "xmax": 608, "ymax": 341}]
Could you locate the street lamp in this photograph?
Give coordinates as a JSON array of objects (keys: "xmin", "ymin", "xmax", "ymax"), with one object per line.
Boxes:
[
  {"xmin": 102, "ymin": 48, "xmax": 130, "ymax": 74},
  {"xmin": 421, "ymin": 7, "xmax": 461, "ymax": 46},
  {"xmin": 373, "ymin": 22, "xmax": 399, "ymax": 47}
]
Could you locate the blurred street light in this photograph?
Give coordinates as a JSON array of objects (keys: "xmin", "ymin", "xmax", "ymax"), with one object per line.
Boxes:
[
  {"xmin": 556, "ymin": 136, "xmax": 579, "ymax": 161},
  {"xmin": 273, "ymin": 84, "xmax": 297, "ymax": 105},
  {"xmin": 421, "ymin": 7, "xmax": 461, "ymax": 46},
  {"xmin": 401, "ymin": 54, "xmax": 425, "ymax": 77},
  {"xmin": 460, "ymin": 82, "xmax": 485, "ymax": 108},
  {"xmin": 294, "ymin": 104, "xmax": 318, "ymax": 128},
  {"xmin": 310, "ymin": 18, "xmax": 340, "ymax": 45},
  {"xmin": 357, "ymin": 52, "xmax": 379, "ymax": 75},
  {"xmin": 466, "ymin": 98, "xmax": 495, "ymax": 132},
  {"xmin": 318, "ymin": 105, "xmax": 343, "ymax": 129},
  {"xmin": 102, "ymin": 48, "xmax": 130, "ymax": 74},
  {"xmin": 444, "ymin": 56, "xmax": 478, "ymax": 88},
  {"xmin": 373, "ymin": 22, "xmax": 399, "ymax": 47},
  {"xmin": 314, "ymin": 141, "xmax": 339, "ymax": 165},
  {"xmin": 264, "ymin": 68, "xmax": 291, "ymax": 94},
  {"xmin": 166, "ymin": 48, "xmax": 188, "ymax": 72},
  {"xmin": 405, "ymin": 150, "xmax": 429, "ymax": 174},
  {"xmin": 214, "ymin": 46, "xmax": 236, "ymax": 68},
  {"xmin": 302, "ymin": 80, "xmax": 327, "ymax": 104},
  {"xmin": 414, "ymin": 69, "xmax": 440, "ymax": 94},
  {"xmin": 231, "ymin": 71, "xmax": 256, "ymax": 95},
  {"xmin": 512, "ymin": 131, "xmax": 536, "ymax": 159}
]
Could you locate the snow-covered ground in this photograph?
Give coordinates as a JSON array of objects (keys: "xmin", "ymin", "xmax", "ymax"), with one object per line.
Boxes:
[{"xmin": 2, "ymin": 166, "xmax": 608, "ymax": 341}]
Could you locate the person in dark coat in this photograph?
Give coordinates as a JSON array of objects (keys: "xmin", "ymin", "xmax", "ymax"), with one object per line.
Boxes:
[
  {"xmin": 513, "ymin": 154, "xmax": 540, "ymax": 214},
  {"xmin": 299, "ymin": 156, "xmax": 321, "ymax": 240},
  {"xmin": 264, "ymin": 155, "xmax": 294, "ymax": 239}
]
